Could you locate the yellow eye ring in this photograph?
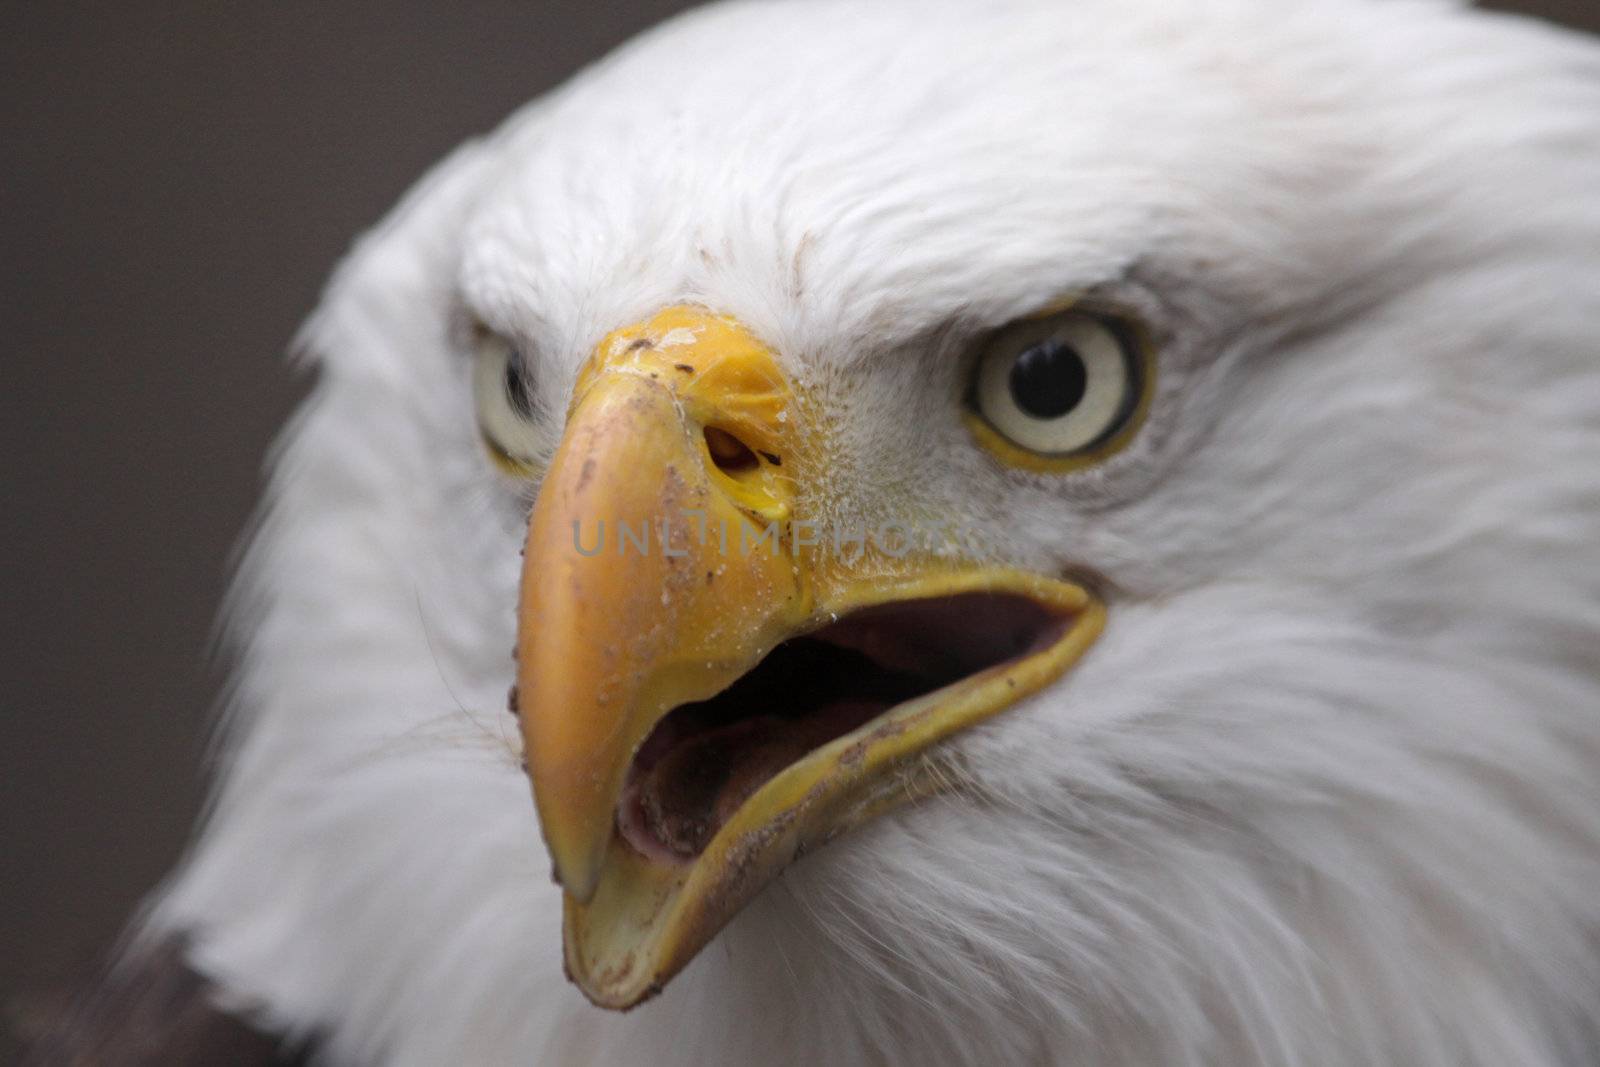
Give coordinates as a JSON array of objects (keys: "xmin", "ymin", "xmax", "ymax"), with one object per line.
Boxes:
[{"xmin": 965, "ymin": 306, "xmax": 1154, "ymax": 473}]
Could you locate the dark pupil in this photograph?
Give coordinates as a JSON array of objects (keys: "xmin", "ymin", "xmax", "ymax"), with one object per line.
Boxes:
[
  {"xmin": 503, "ymin": 353, "xmax": 534, "ymax": 418},
  {"xmin": 1008, "ymin": 339, "xmax": 1087, "ymax": 419}
]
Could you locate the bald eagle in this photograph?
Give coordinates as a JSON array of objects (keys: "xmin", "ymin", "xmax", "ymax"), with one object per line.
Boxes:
[{"xmin": 32, "ymin": 1, "xmax": 1600, "ymax": 1064}]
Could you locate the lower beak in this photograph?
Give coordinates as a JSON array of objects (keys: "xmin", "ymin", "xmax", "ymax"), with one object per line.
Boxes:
[{"xmin": 515, "ymin": 307, "xmax": 1103, "ymax": 1008}]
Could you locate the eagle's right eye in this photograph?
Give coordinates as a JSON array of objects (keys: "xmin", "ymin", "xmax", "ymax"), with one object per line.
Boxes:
[{"xmin": 471, "ymin": 324, "xmax": 542, "ymax": 475}]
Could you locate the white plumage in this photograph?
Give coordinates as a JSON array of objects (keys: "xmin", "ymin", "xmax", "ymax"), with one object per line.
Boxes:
[{"xmin": 141, "ymin": 1, "xmax": 1600, "ymax": 1063}]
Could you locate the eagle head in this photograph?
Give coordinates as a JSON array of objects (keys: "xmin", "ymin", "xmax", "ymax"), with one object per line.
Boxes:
[{"xmin": 145, "ymin": 2, "xmax": 1600, "ymax": 1064}]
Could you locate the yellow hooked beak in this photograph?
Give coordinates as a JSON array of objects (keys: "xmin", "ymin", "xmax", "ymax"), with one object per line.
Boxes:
[{"xmin": 516, "ymin": 306, "xmax": 1104, "ymax": 1008}]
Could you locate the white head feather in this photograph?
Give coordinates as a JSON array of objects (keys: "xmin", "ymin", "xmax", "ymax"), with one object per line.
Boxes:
[{"xmin": 147, "ymin": 1, "xmax": 1600, "ymax": 1064}]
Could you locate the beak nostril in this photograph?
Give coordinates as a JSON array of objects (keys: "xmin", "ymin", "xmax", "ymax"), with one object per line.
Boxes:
[{"xmin": 704, "ymin": 426, "xmax": 761, "ymax": 475}]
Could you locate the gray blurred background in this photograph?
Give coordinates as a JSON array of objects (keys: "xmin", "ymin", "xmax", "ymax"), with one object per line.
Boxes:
[{"xmin": 3, "ymin": 0, "xmax": 1597, "ymax": 1041}]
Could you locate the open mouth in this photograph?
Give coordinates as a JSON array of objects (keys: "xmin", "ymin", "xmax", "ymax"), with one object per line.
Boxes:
[
  {"xmin": 617, "ymin": 591, "xmax": 1072, "ymax": 863},
  {"xmin": 516, "ymin": 306, "xmax": 1111, "ymax": 1008}
]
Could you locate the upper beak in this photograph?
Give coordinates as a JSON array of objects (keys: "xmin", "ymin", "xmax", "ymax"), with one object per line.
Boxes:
[{"xmin": 516, "ymin": 306, "xmax": 1103, "ymax": 1008}]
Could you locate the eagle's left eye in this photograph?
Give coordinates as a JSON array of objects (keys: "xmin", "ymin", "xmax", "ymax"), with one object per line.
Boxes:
[
  {"xmin": 967, "ymin": 309, "xmax": 1148, "ymax": 466},
  {"xmin": 472, "ymin": 325, "xmax": 542, "ymax": 473}
]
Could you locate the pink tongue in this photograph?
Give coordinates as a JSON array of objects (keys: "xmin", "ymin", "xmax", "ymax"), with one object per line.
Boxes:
[{"xmin": 619, "ymin": 699, "xmax": 889, "ymax": 861}]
